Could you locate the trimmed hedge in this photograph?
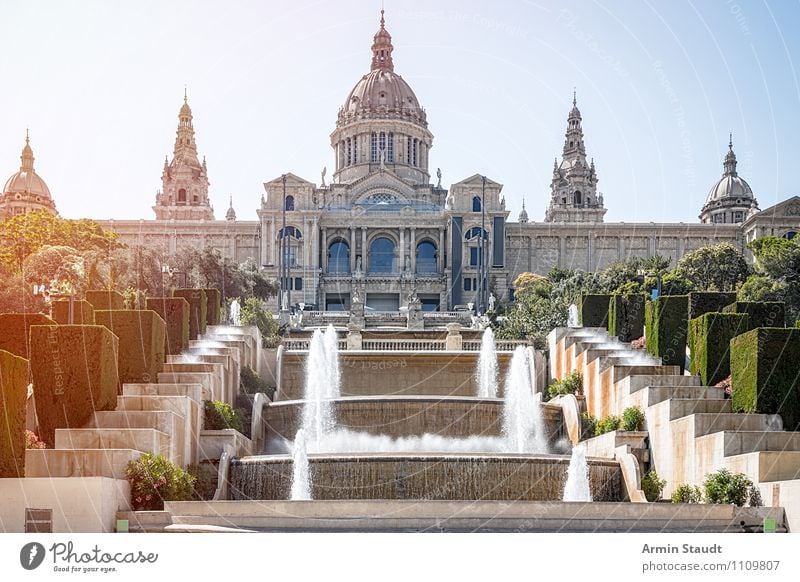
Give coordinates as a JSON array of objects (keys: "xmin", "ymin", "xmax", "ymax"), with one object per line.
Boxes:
[
  {"xmin": 94, "ymin": 310, "xmax": 166, "ymax": 386},
  {"xmin": 731, "ymin": 328, "xmax": 800, "ymax": 430},
  {"xmin": 688, "ymin": 292, "xmax": 737, "ymax": 320},
  {"xmin": 146, "ymin": 297, "xmax": 190, "ymax": 355},
  {"xmin": 203, "ymin": 288, "xmax": 221, "ymax": 327},
  {"xmin": 0, "ymin": 313, "xmax": 57, "ymax": 361},
  {"xmin": 30, "ymin": 325, "xmax": 119, "ymax": 446},
  {"xmin": 172, "ymin": 289, "xmax": 207, "ymax": 340},
  {"xmin": 53, "ymin": 299, "xmax": 95, "ymax": 324},
  {"xmin": 86, "ymin": 290, "xmax": 125, "ymax": 310},
  {"xmin": 722, "ymin": 301, "xmax": 786, "ymax": 329},
  {"xmin": 689, "ymin": 312, "xmax": 749, "ymax": 386},
  {"xmin": 0, "ymin": 349, "xmax": 29, "ymax": 477},
  {"xmin": 608, "ymin": 294, "xmax": 645, "ymax": 342},
  {"xmin": 645, "ymin": 295, "xmax": 689, "ymax": 372},
  {"xmin": 580, "ymin": 294, "xmax": 612, "ymax": 328}
]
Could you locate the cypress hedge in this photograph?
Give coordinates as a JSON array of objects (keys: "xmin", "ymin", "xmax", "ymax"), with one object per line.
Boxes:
[
  {"xmin": 0, "ymin": 349, "xmax": 29, "ymax": 477},
  {"xmin": 722, "ymin": 301, "xmax": 786, "ymax": 329},
  {"xmin": 146, "ymin": 297, "xmax": 190, "ymax": 354},
  {"xmin": 86, "ymin": 290, "xmax": 125, "ymax": 310},
  {"xmin": 53, "ymin": 299, "xmax": 95, "ymax": 324},
  {"xmin": 30, "ymin": 325, "xmax": 120, "ymax": 446},
  {"xmin": 203, "ymin": 288, "xmax": 221, "ymax": 327},
  {"xmin": 731, "ymin": 328, "xmax": 800, "ymax": 430},
  {"xmin": 579, "ymin": 294, "xmax": 612, "ymax": 328},
  {"xmin": 645, "ymin": 295, "xmax": 689, "ymax": 372},
  {"xmin": 172, "ymin": 289, "xmax": 207, "ymax": 339},
  {"xmin": 688, "ymin": 292, "xmax": 737, "ymax": 320},
  {"xmin": 689, "ymin": 312, "xmax": 749, "ymax": 386},
  {"xmin": 608, "ymin": 294, "xmax": 645, "ymax": 342},
  {"xmin": 94, "ymin": 310, "xmax": 166, "ymax": 386},
  {"xmin": 0, "ymin": 313, "xmax": 57, "ymax": 361}
]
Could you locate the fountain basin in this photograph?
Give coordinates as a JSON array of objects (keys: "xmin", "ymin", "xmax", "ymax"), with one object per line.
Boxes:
[
  {"xmin": 229, "ymin": 453, "xmax": 622, "ymax": 502},
  {"xmin": 264, "ymin": 397, "xmax": 564, "ymax": 446}
]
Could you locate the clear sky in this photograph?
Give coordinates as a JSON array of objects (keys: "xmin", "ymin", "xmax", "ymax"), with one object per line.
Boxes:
[{"xmin": 1, "ymin": 0, "xmax": 798, "ymax": 224}]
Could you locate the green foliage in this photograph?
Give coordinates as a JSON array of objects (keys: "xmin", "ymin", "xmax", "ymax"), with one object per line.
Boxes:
[
  {"xmin": 25, "ymin": 430, "xmax": 47, "ymax": 450},
  {"xmin": 85, "ymin": 290, "xmax": 125, "ymax": 310},
  {"xmin": 204, "ymin": 399, "xmax": 244, "ymax": 433},
  {"xmin": 674, "ymin": 243, "xmax": 750, "ymax": 291},
  {"xmin": 722, "ymin": 301, "xmax": 786, "ymax": 329},
  {"xmin": 688, "ymin": 292, "xmax": 737, "ymax": 320},
  {"xmin": 240, "ymin": 365, "xmax": 275, "ymax": 399},
  {"xmin": 608, "ymin": 294, "xmax": 645, "ymax": 342},
  {"xmin": 239, "ymin": 297, "xmax": 280, "ymax": 348},
  {"xmin": 172, "ymin": 288, "xmax": 207, "ymax": 340},
  {"xmin": 547, "ymin": 371, "xmax": 582, "ymax": 400},
  {"xmin": 94, "ymin": 310, "xmax": 166, "ymax": 386},
  {"xmin": 52, "ymin": 299, "xmax": 95, "ymax": 324},
  {"xmin": 126, "ymin": 452, "xmax": 196, "ymax": 511},
  {"xmin": 748, "ymin": 236, "xmax": 800, "ymax": 283},
  {"xmin": 659, "ymin": 271, "xmax": 695, "ymax": 295},
  {"xmin": 594, "ymin": 415, "xmax": 620, "ymax": 436},
  {"xmin": 730, "ymin": 328, "xmax": 800, "ymax": 430},
  {"xmin": 146, "ymin": 297, "xmax": 190, "ymax": 355},
  {"xmin": 512, "ymin": 272, "xmax": 548, "ymax": 298},
  {"xmin": 641, "ymin": 470, "xmax": 666, "ymax": 502},
  {"xmin": 621, "ymin": 406, "xmax": 645, "ymax": 431},
  {"xmin": 122, "ymin": 287, "xmax": 147, "ymax": 309},
  {"xmin": 645, "ymin": 295, "xmax": 689, "ymax": 371},
  {"xmin": 0, "ymin": 313, "xmax": 57, "ymax": 361},
  {"xmin": 187, "ymin": 462, "xmax": 217, "ymax": 501},
  {"xmin": 0, "ymin": 350, "xmax": 29, "ymax": 477},
  {"xmin": 703, "ymin": 469, "xmax": 753, "ymax": 506},
  {"xmin": 580, "ymin": 293, "xmax": 612, "ymax": 328},
  {"xmin": 671, "ymin": 484, "xmax": 703, "ymax": 504},
  {"xmin": 203, "ymin": 288, "xmax": 221, "ymax": 326},
  {"xmin": 496, "ymin": 281, "xmax": 568, "ymax": 348},
  {"xmin": 580, "ymin": 412, "xmax": 597, "ymax": 440},
  {"xmin": 689, "ymin": 312, "xmax": 749, "ymax": 386}
]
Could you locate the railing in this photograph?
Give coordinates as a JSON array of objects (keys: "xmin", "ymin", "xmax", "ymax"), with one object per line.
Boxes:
[
  {"xmin": 283, "ymin": 338, "xmax": 348, "ymax": 351},
  {"xmin": 282, "ymin": 337, "xmax": 529, "ymax": 351},
  {"xmin": 462, "ymin": 339, "xmax": 528, "ymax": 351}
]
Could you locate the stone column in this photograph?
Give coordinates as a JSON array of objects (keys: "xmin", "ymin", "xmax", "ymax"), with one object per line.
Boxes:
[
  {"xmin": 268, "ymin": 219, "xmax": 275, "ymax": 265},
  {"xmin": 410, "ymin": 227, "xmax": 417, "ymax": 273},
  {"xmin": 361, "ymin": 227, "xmax": 368, "ymax": 271},
  {"xmin": 311, "ymin": 218, "xmax": 319, "ymax": 271},
  {"xmin": 350, "ymin": 227, "xmax": 356, "ymax": 273},
  {"xmin": 438, "ymin": 227, "xmax": 445, "ymax": 271},
  {"xmin": 321, "ymin": 227, "xmax": 328, "ymax": 272},
  {"xmin": 346, "ymin": 323, "xmax": 362, "ymax": 350},
  {"xmin": 399, "ymin": 227, "xmax": 405, "ymax": 273},
  {"xmin": 445, "ymin": 323, "xmax": 463, "ymax": 351}
]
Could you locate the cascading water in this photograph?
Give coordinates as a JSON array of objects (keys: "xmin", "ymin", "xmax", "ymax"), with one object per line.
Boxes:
[
  {"xmin": 563, "ymin": 443, "xmax": 592, "ymax": 502},
  {"xmin": 502, "ymin": 346, "xmax": 547, "ymax": 454},
  {"xmin": 567, "ymin": 304, "xmax": 579, "ymax": 328},
  {"xmin": 290, "ymin": 429, "xmax": 311, "ymax": 500},
  {"xmin": 229, "ymin": 298, "xmax": 241, "ymax": 326},
  {"xmin": 300, "ymin": 329, "xmax": 336, "ymax": 449},
  {"xmin": 322, "ymin": 324, "xmax": 341, "ymax": 398},
  {"xmin": 476, "ymin": 327, "xmax": 498, "ymax": 398}
]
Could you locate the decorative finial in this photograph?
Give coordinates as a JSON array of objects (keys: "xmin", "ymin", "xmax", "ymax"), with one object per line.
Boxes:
[
  {"xmin": 184, "ymin": 85, "xmax": 187, "ymax": 102},
  {"xmin": 729, "ymin": 132, "xmax": 733, "ymax": 150},
  {"xmin": 573, "ymin": 88, "xmax": 576, "ymax": 106},
  {"xmin": 380, "ymin": 7, "xmax": 385, "ymax": 29},
  {"xmin": 229, "ymin": 195, "xmax": 233, "ymax": 206},
  {"xmin": 25, "ymin": 128, "xmax": 30, "ymax": 144},
  {"xmin": 522, "ymin": 198, "xmax": 526, "ymax": 210}
]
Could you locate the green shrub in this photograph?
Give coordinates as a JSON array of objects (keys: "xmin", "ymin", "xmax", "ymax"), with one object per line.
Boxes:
[
  {"xmin": 52, "ymin": 299, "xmax": 95, "ymax": 324},
  {"xmin": 579, "ymin": 294, "xmax": 611, "ymax": 328},
  {"xmin": 204, "ymin": 399, "xmax": 244, "ymax": 433},
  {"xmin": 240, "ymin": 365, "xmax": 274, "ymax": 399},
  {"xmin": 122, "ymin": 287, "xmax": 147, "ymax": 310},
  {"xmin": 172, "ymin": 289, "xmax": 207, "ymax": 340},
  {"xmin": 0, "ymin": 313, "xmax": 58, "ymax": 362},
  {"xmin": 608, "ymin": 294, "xmax": 645, "ymax": 342},
  {"xmin": 547, "ymin": 371, "xmax": 582, "ymax": 400},
  {"xmin": 0, "ymin": 350, "xmax": 29, "ymax": 477},
  {"xmin": 641, "ymin": 470, "xmax": 666, "ymax": 502},
  {"xmin": 688, "ymin": 292, "xmax": 737, "ymax": 320},
  {"xmin": 689, "ymin": 312, "xmax": 749, "ymax": 386},
  {"xmin": 703, "ymin": 469, "xmax": 753, "ymax": 506},
  {"xmin": 621, "ymin": 406, "xmax": 645, "ymax": 431},
  {"xmin": 94, "ymin": 309, "xmax": 166, "ymax": 386},
  {"xmin": 671, "ymin": 484, "xmax": 703, "ymax": 504},
  {"xmin": 187, "ymin": 462, "xmax": 217, "ymax": 501},
  {"xmin": 239, "ymin": 297, "xmax": 279, "ymax": 347},
  {"xmin": 125, "ymin": 452, "xmax": 196, "ymax": 511},
  {"xmin": 594, "ymin": 415, "xmax": 620, "ymax": 436},
  {"xmin": 30, "ymin": 325, "xmax": 119, "ymax": 446},
  {"xmin": 85, "ymin": 290, "xmax": 125, "ymax": 310},
  {"xmin": 730, "ymin": 328, "xmax": 800, "ymax": 430},
  {"xmin": 580, "ymin": 412, "xmax": 597, "ymax": 440},
  {"xmin": 203, "ymin": 288, "xmax": 221, "ymax": 327},
  {"xmin": 645, "ymin": 295, "xmax": 689, "ymax": 372},
  {"xmin": 146, "ymin": 297, "xmax": 190, "ymax": 355},
  {"xmin": 722, "ymin": 301, "xmax": 786, "ymax": 329}
]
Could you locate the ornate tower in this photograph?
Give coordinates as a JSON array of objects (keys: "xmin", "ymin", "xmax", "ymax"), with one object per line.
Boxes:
[
  {"xmin": 153, "ymin": 93, "xmax": 214, "ymax": 220},
  {"xmin": 331, "ymin": 10, "xmax": 433, "ymax": 185},
  {"xmin": 699, "ymin": 135, "xmax": 759, "ymax": 224},
  {"xmin": 544, "ymin": 93, "xmax": 606, "ymax": 222},
  {"xmin": 0, "ymin": 131, "xmax": 57, "ymax": 219}
]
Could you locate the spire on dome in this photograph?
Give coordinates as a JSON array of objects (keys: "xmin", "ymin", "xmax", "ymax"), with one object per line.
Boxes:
[
  {"xmin": 519, "ymin": 198, "xmax": 529, "ymax": 223},
  {"xmin": 371, "ymin": 9, "xmax": 394, "ymax": 71},
  {"xmin": 723, "ymin": 133, "xmax": 738, "ymax": 176},
  {"xmin": 20, "ymin": 129, "xmax": 34, "ymax": 172},
  {"xmin": 226, "ymin": 195, "xmax": 236, "ymax": 221}
]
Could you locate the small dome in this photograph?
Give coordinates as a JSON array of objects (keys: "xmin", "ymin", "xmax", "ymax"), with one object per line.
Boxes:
[
  {"xmin": 705, "ymin": 174, "xmax": 754, "ymax": 205},
  {"xmin": 3, "ymin": 134, "xmax": 51, "ymax": 199}
]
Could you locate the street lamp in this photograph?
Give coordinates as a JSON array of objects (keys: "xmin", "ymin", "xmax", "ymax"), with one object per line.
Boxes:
[
  {"xmin": 279, "ymin": 173, "xmax": 289, "ymax": 311},
  {"xmin": 479, "ymin": 175, "xmax": 487, "ymax": 315}
]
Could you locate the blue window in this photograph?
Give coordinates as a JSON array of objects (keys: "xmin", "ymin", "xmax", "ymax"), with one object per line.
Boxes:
[
  {"xmin": 416, "ymin": 241, "xmax": 437, "ymax": 273},
  {"xmin": 369, "ymin": 237, "xmax": 396, "ymax": 273},
  {"xmin": 285, "ymin": 195, "xmax": 295, "ymax": 211},
  {"xmin": 472, "ymin": 196, "xmax": 481, "ymax": 212},
  {"xmin": 328, "ymin": 240, "xmax": 350, "ymax": 273}
]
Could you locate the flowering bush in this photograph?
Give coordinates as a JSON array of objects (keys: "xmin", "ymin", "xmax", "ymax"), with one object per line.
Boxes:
[
  {"xmin": 715, "ymin": 375, "xmax": 732, "ymax": 398},
  {"xmin": 25, "ymin": 430, "xmax": 46, "ymax": 449},
  {"xmin": 125, "ymin": 452, "xmax": 195, "ymax": 511},
  {"xmin": 630, "ymin": 336, "xmax": 646, "ymax": 350}
]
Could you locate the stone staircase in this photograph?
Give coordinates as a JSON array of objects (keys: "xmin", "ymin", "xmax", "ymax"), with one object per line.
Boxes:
[{"xmin": 550, "ymin": 326, "xmax": 800, "ymax": 531}]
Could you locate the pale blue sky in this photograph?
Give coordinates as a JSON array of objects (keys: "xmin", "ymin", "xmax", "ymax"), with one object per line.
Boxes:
[{"xmin": 1, "ymin": 0, "xmax": 798, "ymax": 223}]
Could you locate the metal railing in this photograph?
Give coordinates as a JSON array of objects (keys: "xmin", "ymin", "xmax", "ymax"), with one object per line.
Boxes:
[{"xmin": 282, "ymin": 337, "xmax": 528, "ymax": 352}]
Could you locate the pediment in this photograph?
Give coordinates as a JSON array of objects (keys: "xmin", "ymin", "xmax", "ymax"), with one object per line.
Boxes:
[{"xmin": 752, "ymin": 196, "xmax": 800, "ymax": 219}]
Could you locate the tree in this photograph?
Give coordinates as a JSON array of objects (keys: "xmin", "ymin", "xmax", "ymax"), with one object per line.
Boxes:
[
  {"xmin": 497, "ymin": 276, "xmax": 569, "ymax": 348},
  {"xmin": 673, "ymin": 243, "xmax": 749, "ymax": 291},
  {"xmin": 748, "ymin": 236, "xmax": 800, "ymax": 283}
]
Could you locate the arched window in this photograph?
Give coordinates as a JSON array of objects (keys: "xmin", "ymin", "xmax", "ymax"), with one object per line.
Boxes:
[
  {"xmin": 416, "ymin": 241, "xmax": 437, "ymax": 274},
  {"xmin": 464, "ymin": 227, "xmax": 488, "ymax": 240},
  {"xmin": 178, "ymin": 188, "xmax": 186, "ymax": 203},
  {"xmin": 574, "ymin": 191, "xmax": 582, "ymax": 205},
  {"xmin": 387, "ymin": 132, "xmax": 394, "ymax": 162},
  {"xmin": 328, "ymin": 240, "xmax": 350, "ymax": 274},
  {"xmin": 285, "ymin": 195, "xmax": 295, "ymax": 211},
  {"xmin": 369, "ymin": 237, "xmax": 395, "ymax": 273},
  {"xmin": 277, "ymin": 227, "xmax": 302, "ymax": 267},
  {"xmin": 472, "ymin": 196, "xmax": 482, "ymax": 212},
  {"xmin": 371, "ymin": 133, "xmax": 378, "ymax": 162},
  {"xmin": 783, "ymin": 231, "xmax": 797, "ymax": 240}
]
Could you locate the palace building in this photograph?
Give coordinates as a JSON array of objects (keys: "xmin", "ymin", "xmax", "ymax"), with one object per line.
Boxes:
[{"xmin": 3, "ymin": 11, "xmax": 800, "ymax": 311}]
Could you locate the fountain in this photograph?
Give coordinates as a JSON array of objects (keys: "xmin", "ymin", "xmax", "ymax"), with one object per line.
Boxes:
[
  {"xmin": 290, "ymin": 429, "xmax": 311, "ymax": 500},
  {"xmin": 567, "ymin": 304, "xmax": 579, "ymax": 327},
  {"xmin": 299, "ymin": 328, "xmax": 337, "ymax": 449},
  {"xmin": 563, "ymin": 443, "xmax": 592, "ymax": 502},
  {"xmin": 229, "ymin": 298, "xmax": 241, "ymax": 326},
  {"xmin": 476, "ymin": 327, "xmax": 498, "ymax": 398},
  {"xmin": 502, "ymin": 345, "xmax": 547, "ymax": 453}
]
